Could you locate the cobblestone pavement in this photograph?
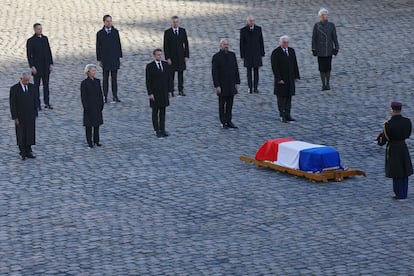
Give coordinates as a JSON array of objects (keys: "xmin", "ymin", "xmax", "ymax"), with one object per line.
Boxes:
[{"xmin": 1, "ymin": 0, "xmax": 414, "ymax": 274}]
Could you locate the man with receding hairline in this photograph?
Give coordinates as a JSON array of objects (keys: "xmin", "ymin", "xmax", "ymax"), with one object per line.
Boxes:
[{"xmin": 9, "ymin": 72, "xmax": 38, "ymax": 160}]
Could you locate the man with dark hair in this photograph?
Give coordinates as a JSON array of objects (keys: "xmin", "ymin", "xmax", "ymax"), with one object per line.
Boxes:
[
  {"xmin": 240, "ymin": 15, "xmax": 265, "ymax": 94},
  {"xmin": 26, "ymin": 23, "xmax": 54, "ymax": 110},
  {"xmin": 378, "ymin": 102, "xmax": 413, "ymax": 200},
  {"xmin": 163, "ymin": 16, "xmax": 189, "ymax": 96},
  {"xmin": 10, "ymin": 72, "xmax": 38, "ymax": 160},
  {"xmin": 146, "ymin": 49, "xmax": 173, "ymax": 138},
  {"xmin": 212, "ymin": 39, "xmax": 240, "ymax": 129},
  {"xmin": 96, "ymin": 14, "xmax": 123, "ymax": 103}
]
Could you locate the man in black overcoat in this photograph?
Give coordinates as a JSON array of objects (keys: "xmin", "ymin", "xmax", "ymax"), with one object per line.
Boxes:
[
  {"xmin": 26, "ymin": 23, "xmax": 54, "ymax": 110},
  {"xmin": 378, "ymin": 102, "xmax": 413, "ymax": 200},
  {"xmin": 212, "ymin": 39, "xmax": 240, "ymax": 129},
  {"xmin": 240, "ymin": 15, "xmax": 265, "ymax": 94},
  {"xmin": 9, "ymin": 72, "xmax": 38, "ymax": 160},
  {"xmin": 146, "ymin": 49, "xmax": 173, "ymax": 138},
  {"xmin": 96, "ymin": 14, "xmax": 123, "ymax": 103},
  {"xmin": 163, "ymin": 16, "xmax": 189, "ymax": 96},
  {"xmin": 271, "ymin": 35, "xmax": 300, "ymax": 123}
]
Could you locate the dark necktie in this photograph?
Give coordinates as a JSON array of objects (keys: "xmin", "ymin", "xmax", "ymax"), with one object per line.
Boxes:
[
  {"xmin": 174, "ymin": 29, "xmax": 178, "ymax": 36},
  {"xmin": 24, "ymin": 86, "xmax": 28, "ymax": 93},
  {"xmin": 284, "ymin": 49, "xmax": 289, "ymax": 56},
  {"xmin": 157, "ymin": 62, "xmax": 163, "ymax": 71}
]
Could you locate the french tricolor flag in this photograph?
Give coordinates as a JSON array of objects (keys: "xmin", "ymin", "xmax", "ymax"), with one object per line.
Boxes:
[{"xmin": 255, "ymin": 138, "xmax": 342, "ymax": 173}]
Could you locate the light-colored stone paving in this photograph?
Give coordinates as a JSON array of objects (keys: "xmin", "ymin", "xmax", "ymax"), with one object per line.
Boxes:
[{"xmin": 1, "ymin": 0, "xmax": 414, "ymax": 274}]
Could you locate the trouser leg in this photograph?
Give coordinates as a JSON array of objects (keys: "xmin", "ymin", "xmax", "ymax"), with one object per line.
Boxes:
[
  {"xmin": 33, "ymin": 75, "xmax": 42, "ymax": 109},
  {"xmin": 218, "ymin": 96, "xmax": 226, "ymax": 124},
  {"xmin": 246, "ymin": 67, "xmax": 253, "ymax": 90},
  {"xmin": 286, "ymin": 96, "xmax": 292, "ymax": 115},
  {"xmin": 177, "ymin": 71, "xmax": 184, "ymax": 92},
  {"xmin": 393, "ymin": 178, "xmax": 407, "ymax": 199},
  {"xmin": 85, "ymin": 126, "xmax": 92, "ymax": 145},
  {"xmin": 103, "ymin": 70, "xmax": 110, "ymax": 99},
  {"xmin": 93, "ymin": 126, "xmax": 100, "ymax": 143},
  {"xmin": 16, "ymin": 124, "xmax": 27, "ymax": 156},
  {"xmin": 152, "ymin": 107, "xmax": 159, "ymax": 132},
  {"xmin": 326, "ymin": 71, "xmax": 331, "ymax": 86},
  {"xmin": 42, "ymin": 73, "xmax": 50, "ymax": 105},
  {"xmin": 170, "ymin": 71, "xmax": 176, "ymax": 95},
  {"xmin": 320, "ymin": 72, "xmax": 326, "ymax": 88},
  {"xmin": 253, "ymin": 67, "xmax": 259, "ymax": 91},
  {"xmin": 401, "ymin": 177, "xmax": 409, "ymax": 199},
  {"xmin": 111, "ymin": 70, "xmax": 118, "ymax": 99},
  {"xmin": 225, "ymin": 96, "xmax": 234, "ymax": 124},
  {"xmin": 159, "ymin": 107, "xmax": 166, "ymax": 131},
  {"xmin": 277, "ymin": 96, "xmax": 287, "ymax": 117}
]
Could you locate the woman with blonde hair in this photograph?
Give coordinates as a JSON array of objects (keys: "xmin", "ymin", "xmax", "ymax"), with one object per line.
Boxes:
[{"xmin": 81, "ymin": 64, "xmax": 104, "ymax": 148}]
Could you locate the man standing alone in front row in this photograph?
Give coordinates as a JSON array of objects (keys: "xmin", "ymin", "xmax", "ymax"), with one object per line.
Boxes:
[
  {"xmin": 96, "ymin": 14, "xmax": 123, "ymax": 103},
  {"xmin": 240, "ymin": 15, "xmax": 265, "ymax": 94},
  {"xmin": 9, "ymin": 72, "xmax": 38, "ymax": 160},
  {"xmin": 271, "ymin": 35, "xmax": 300, "ymax": 123},
  {"xmin": 212, "ymin": 39, "xmax": 240, "ymax": 129},
  {"xmin": 26, "ymin": 23, "xmax": 54, "ymax": 110},
  {"xmin": 163, "ymin": 16, "xmax": 189, "ymax": 96},
  {"xmin": 146, "ymin": 49, "xmax": 173, "ymax": 138}
]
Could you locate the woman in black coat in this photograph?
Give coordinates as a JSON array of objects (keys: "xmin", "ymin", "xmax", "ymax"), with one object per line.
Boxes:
[
  {"xmin": 81, "ymin": 64, "xmax": 104, "ymax": 148},
  {"xmin": 312, "ymin": 8, "xmax": 339, "ymax": 91}
]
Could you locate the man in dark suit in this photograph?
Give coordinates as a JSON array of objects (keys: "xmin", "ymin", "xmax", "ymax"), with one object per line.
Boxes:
[
  {"xmin": 271, "ymin": 35, "xmax": 300, "ymax": 123},
  {"xmin": 146, "ymin": 49, "xmax": 173, "ymax": 138},
  {"xmin": 163, "ymin": 16, "xmax": 189, "ymax": 96},
  {"xmin": 9, "ymin": 72, "xmax": 38, "ymax": 160},
  {"xmin": 378, "ymin": 102, "xmax": 413, "ymax": 200},
  {"xmin": 26, "ymin": 23, "xmax": 54, "ymax": 110},
  {"xmin": 96, "ymin": 14, "xmax": 123, "ymax": 103},
  {"xmin": 240, "ymin": 15, "xmax": 265, "ymax": 94},
  {"xmin": 212, "ymin": 39, "xmax": 240, "ymax": 129}
]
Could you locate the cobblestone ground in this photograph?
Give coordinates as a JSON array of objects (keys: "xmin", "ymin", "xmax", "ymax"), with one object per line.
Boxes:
[{"xmin": 1, "ymin": 0, "xmax": 414, "ymax": 274}]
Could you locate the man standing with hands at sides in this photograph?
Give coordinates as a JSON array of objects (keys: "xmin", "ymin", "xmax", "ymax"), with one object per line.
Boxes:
[
  {"xmin": 163, "ymin": 16, "xmax": 189, "ymax": 97},
  {"xmin": 212, "ymin": 39, "xmax": 240, "ymax": 129},
  {"xmin": 271, "ymin": 35, "xmax": 300, "ymax": 123},
  {"xmin": 146, "ymin": 49, "xmax": 173, "ymax": 138},
  {"xmin": 377, "ymin": 102, "xmax": 413, "ymax": 200},
  {"xmin": 26, "ymin": 23, "xmax": 54, "ymax": 110},
  {"xmin": 10, "ymin": 72, "xmax": 38, "ymax": 160},
  {"xmin": 96, "ymin": 14, "xmax": 123, "ymax": 103},
  {"xmin": 240, "ymin": 15, "xmax": 265, "ymax": 94}
]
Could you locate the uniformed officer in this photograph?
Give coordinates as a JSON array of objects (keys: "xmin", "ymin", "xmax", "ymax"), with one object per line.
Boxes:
[{"xmin": 379, "ymin": 102, "xmax": 413, "ymax": 200}]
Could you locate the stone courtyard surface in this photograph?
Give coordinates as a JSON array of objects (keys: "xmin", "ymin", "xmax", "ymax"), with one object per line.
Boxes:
[{"xmin": 1, "ymin": 0, "xmax": 414, "ymax": 274}]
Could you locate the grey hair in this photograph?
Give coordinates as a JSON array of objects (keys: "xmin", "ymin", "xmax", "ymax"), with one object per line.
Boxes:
[
  {"xmin": 246, "ymin": 15, "xmax": 255, "ymax": 21},
  {"xmin": 219, "ymin": 38, "xmax": 228, "ymax": 45},
  {"xmin": 20, "ymin": 71, "xmax": 31, "ymax": 78},
  {"xmin": 279, "ymin": 35, "xmax": 290, "ymax": 43},
  {"xmin": 84, "ymin": 64, "xmax": 96, "ymax": 74},
  {"xmin": 318, "ymin": 8, "xmax": 328, "ymax": 16}
]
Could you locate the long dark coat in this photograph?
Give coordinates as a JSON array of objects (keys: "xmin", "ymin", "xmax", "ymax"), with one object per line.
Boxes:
[
  {"xmin": 163, "ymin": 27, "xmax": 189, "ymax": 72},
  {"xmin": 81, "ymin": 77, "xmax": 104, "ymax": 127},
  {"xmin": 146, "ymin": 61, "xmax": 173, "ymax": 108},
  {"xmin": 271, "ymin": 47, "xmax": 300, "ymax": 97},
  {"xmin": 96, "ymin": 27, "xmax": 123, "ymax": 70},
  {"xmin": 240, "ymin": 25, "xmax": 265, "ymax": 68},
  {"xmin": 312, "ymin": 21, "xmax": 339, "ymax": 57},
  {"xmin": 26, "ymin": 35, "xmax": 54, "ymax": 76},
  {"xmin": 211, "ymin": 50, "xmax": 240, "ymax": 97},
  {"xmin": 9, "ymin": 83, "xmax": 38, "ymax": 145},
  {"xmin": 384, "ymin": 114, "xmax": 413, "ymax": 178}
]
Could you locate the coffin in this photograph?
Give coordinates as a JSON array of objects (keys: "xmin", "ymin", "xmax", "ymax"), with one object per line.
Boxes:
[{"xmin": 255, "ymin": 138, "xmax": 295, "ymax": 161}]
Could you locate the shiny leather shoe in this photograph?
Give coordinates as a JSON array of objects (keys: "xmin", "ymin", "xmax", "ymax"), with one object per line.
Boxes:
[
  {"xmin": 113, "ymin": 97, "xmax": 121, "ymax": 102},
  {"xmin": 94, "ymin": 142, "xmax": 102, "ymax": 147},
  {"xmin": 286, "ymin": 115, "xmax": 296, "ymax": 121},
  {"xmin": 88, "ymin": 143, "xmax": 94, "ymax": 148},
  {"xmin": 162, "ymin": 131, "xmax": 169, "ymax": 137},
  {"xmin": 227, "ymin": 122, "xmax": 238, "ymax": 129},
  {"xmin": 44, "ymin": 104, "xmax": 53, "ymax": 109}
]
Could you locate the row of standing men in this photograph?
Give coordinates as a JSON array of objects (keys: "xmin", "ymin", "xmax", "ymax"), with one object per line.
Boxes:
[{"xmin": 11, "ymin": 9, "xmax": 339, "ymax": 158}]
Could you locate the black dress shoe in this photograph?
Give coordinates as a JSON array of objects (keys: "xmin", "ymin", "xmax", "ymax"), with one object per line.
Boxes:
[
  {"xmin": 94, "ymin": 142, "xmax": 102, "ymax": 147},
  {"xmin": 21, "ymin": 155, "xmax": 26, "ymax": 161},
  {"xmin": 44, "ymin": 104, "xmax": 53, "ymax": 110},
  {"xmin": 221, "ymin": 123, "xmax": 229, "ymax": 129},
  {"xmin": 286, "ymin": 115, "xmax": 296, "ymax": 121},
  {"xmin": 321, "ymin": 86, "xmax": 327, "ymax": 91},
  {"xmin": 227, "ymin": 122, "xmax": 238, "ymax": 129},
  {"xmin": 254, "ymin": 89, "xmax": 259, "ymax": 94},
  {"xmin": 179, "ymin": 91, "xmax": 186, "ymax": 96},
  {"xmin": 26, "ymin": 153, "xmax": 36, "ymax": 159},
  {"xmin": 156, "ymin": 131, "xmax": 163, "ymax": 138},
  {"xmin": 161, "ymin": 131, "xmax": 169, "ymax": 137},
  {"xmin": 88, "ymin": 143, "xmax": 93, "ymax": 148},
  {"xmin": 280, "ymin": 116, "xmax": 288, "ymax": 123},
  {"xmin": 248, "ymin": 88, "xmax": 252, "ymax": 94},
  {"xmin": 113, "ymin": 97, "xmax": 121, "ymax": 102},
  {"xmin": 325, "ymin": 84, "xmax": 331, "ymax": 90}
]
